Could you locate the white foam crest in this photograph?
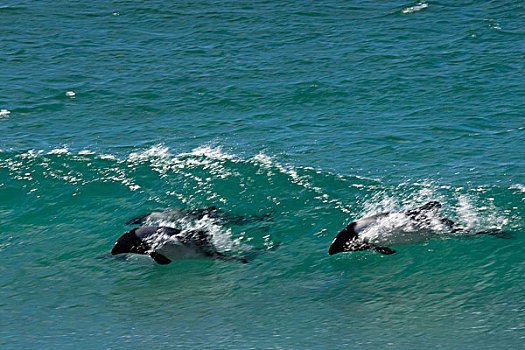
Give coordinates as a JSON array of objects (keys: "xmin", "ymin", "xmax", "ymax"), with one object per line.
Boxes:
[
  {"xmin": 362, "ymin": 193, "xmax": 400, "ymax": 217},
  {"xmin": 128, "ymin": 145, "xmax": 175, "ymax": 179},
  {"xmin": 47, "ymin": 146, "xmax": 70, "ymax": 155},
  {"xmin": 180, "ymin": 145, "xmax": 236, "ymax": 160},
  {"xmin": 129, "ymin": 144, "xmax": 171, "ymax": 161},
  {"xmin": 99, "ymin": 154, "xmax": 116, "ymax": 160},
  {"xmin": 128, "ymin": 145, "xmax": 237, "ymax": 184},
  {"xmin": 173, "ymin": 146, "xmax": 240, "ymax": 184},
  {"xmin": 456, "ymin": 195, "xmax": 509, "ymax": 231},
  {"xmin": 253, "ymin": 153, "xmax": 274, "ymax": 167},
  {"xmin": 175, "ymin": 146, "xmax": 236, "ymax": 179},
  {"xmin": 509, "ymin": 184, "xmax": 525, "ymax": 193},
  {"xmin": 402, "ymin": 1, "xmax": 428, "ymax": 14},
  {"xmin": 400, "ymin": 181, "xmax": 451, "ymax": 213},
  {"xmin": 23, "ymin": 149, "xmax": 44, "ymax": 158},
  {"xmin": 0, "ymin": 109, "xmax": 10, "ymax": 117},
  {"xmin": 5, "ymin": 149, "xmax": 90, "ymax": 185}
]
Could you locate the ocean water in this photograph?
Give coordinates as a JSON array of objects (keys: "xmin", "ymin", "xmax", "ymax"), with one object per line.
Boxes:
[{"xmin": 0, "ymin": 1, "xmax": 523, "ymax": 348}]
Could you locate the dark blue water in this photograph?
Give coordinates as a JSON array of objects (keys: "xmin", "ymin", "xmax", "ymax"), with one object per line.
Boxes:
[{"xmin": 1, "ymin": 1, "xmax": 523, "ymax": 348}]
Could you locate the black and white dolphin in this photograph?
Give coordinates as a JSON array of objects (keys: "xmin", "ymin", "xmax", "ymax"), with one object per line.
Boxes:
[
  {"xmin": 111, "ymin": 207, "xmax": 272, "ymax": 264},
  {"xmin": 329, "ymin": 201, "xmax": 463, "ymax": 255},
  {"xmin": 111, "ymin": 226, "xmax": 247, "ymax": 264}
]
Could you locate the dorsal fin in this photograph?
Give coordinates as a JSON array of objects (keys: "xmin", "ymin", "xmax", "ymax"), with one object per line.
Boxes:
[
  {"xmin": 126, "ymin": 213, "xmax": 151, "ymax": 225},
  {"xmin": 406, "ymin": 201, "xmax": 441, "ymax": 216},
  {"xmin": 420, "ymin": 201, "xmax": 442, "ymax": 211}
]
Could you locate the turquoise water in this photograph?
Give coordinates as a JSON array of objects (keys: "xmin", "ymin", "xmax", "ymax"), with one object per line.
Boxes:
[{"xmin": 1, "ymin": 1, "xmax": 523, "ymax": 348}]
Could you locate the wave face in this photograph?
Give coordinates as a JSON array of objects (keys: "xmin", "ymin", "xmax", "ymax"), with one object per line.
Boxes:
[
  {"xmin": 1, "ymin": 146, "xmax": 523, "ymax": 348},
  {"xmin": 1, "ymin": 0, "xmax": 523, "ymax": 348}
]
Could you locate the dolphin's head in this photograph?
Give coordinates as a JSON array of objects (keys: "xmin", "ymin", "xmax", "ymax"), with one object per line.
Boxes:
[
  {"xmin": 111, "ymin": 229, "xmax": 148, "ymax": 255},
  {"xmin": 328, "ymin": 239, "xmax": 344, "ymax": 255},
  {"xmin": 328, "ymin": 223, "xmax": 358, "ymax": 255}
]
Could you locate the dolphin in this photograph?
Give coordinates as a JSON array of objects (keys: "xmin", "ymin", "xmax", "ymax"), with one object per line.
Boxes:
[
  {"xmin": 112, "ymin": 206, "xmax": 275, "ymax": 265},
  {"xmin": 328, "ymin": 201, "xmax": 463, "ymax": 256},
  {"xmin": 111, "ymin": 226, "xmax": 247, "ymax": 265}
]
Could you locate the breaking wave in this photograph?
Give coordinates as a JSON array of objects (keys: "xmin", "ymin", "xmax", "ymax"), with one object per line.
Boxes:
[{"xmin": 0, "ymin": 144, "xmax": 521, "ymax": 257}]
